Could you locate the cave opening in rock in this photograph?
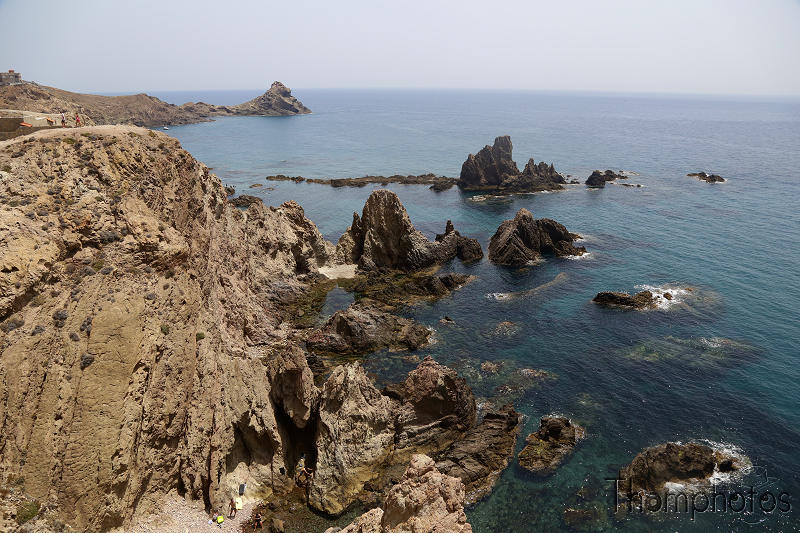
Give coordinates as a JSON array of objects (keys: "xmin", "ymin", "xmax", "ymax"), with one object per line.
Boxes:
[{"xmin": 272, "ymin": 399, "xmax": 319, "ymax": 475}]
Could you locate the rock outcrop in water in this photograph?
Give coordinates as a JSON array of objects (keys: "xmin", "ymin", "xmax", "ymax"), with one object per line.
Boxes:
[
  {"xmin": 687, "ymin": 171, "xmax": 726, "ymax": 183},
  {"xmin": 619, "ymin": 442, "xmax": 747, "ymax": 494},
  {"xmin": 518, "ymin": 416, "xmax": 585, "ymax": 475},
  {"xmin": 325, "ymin": 454, "xmax": 473, "ymax": 533},
  {"xmin": 435, "ymin": 405, "xmax": 523, "ymax": 505},
  {"xmin": 335, "ymin": 190, "xmax": 482, "ymax": 270},
  {"xmin": 593, "ymin": 290, "xmax": 658, "ymax": 309},
  {"xmin": 488, "ymin": 208, "xmax": 585, "ymax": 266},
  {"xmin": 585, "ymin": 169, "xmax": 627, "ymax": 188},
  {"xmin": 306, "ymin": 303, "xmax": 431, "ymax": 355},
  {"xmin": 458, "ymin": 136, "xmax": 566, "ymax": 193}
]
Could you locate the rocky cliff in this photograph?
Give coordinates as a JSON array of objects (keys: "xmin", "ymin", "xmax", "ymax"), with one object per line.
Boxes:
[
  {"xmin": 0, "ymin": 81, "xmax": 310, "ymax": 128},
  {"xmin": 0, "ymin": 127, "xmax": 511, "ymax": 531},
  {"xmin": 0, "ymin": 125, "xmax": 334, "ymax": 530}
]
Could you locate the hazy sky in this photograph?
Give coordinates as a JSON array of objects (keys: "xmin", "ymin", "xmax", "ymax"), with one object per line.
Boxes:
[{"xmin": 1, "ymin": 0, "xmax": 798, "ymax": 96}]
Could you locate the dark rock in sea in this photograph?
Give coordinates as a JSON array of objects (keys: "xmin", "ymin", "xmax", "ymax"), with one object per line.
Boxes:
[
  {"xmin": 488, "ymin": 208, "xmax": 585, "ymax": 266},
  {"xmin": 592, "ymin": 290, "xmax": 658, "ymax": 309},
  {"xmin": 229, "ymin": 194, "xmax": 262, "ymax": 207},
  {"xmin": 585, "ymin": 169, "xmax": 626, "ymax": 188},
  {"xmin": 518, "ymin": 416, "xmax": 585, "ymax": 475},
  {"xmin": 305, "ymin": 303, "xmax": 430, "ymax": 355},
  {"xmin": 224, "ymin": 185, "xmax": 235, "ymax": 196},
  {"xmin": 436, "ymin": 220, "xmax": 483, "ymax": 263},
  {"xmin": 458, "ymin": 136, "xmax": 565, "ymax": 193},
  {"xmin": 336, "ymin": 190, "xmax": 482, "ymax": 270},
  {"xmin": 619, "ymin": 441, "xmax": 748, "ymax": 494},
  {"xmin": 687, "ymin": 171, "xmax": 726, "ymax": 183},
  {"xmin": 435, "ymin": 405, "xmax": 523, "ymax": 505},
  {"xmin": 339, "ymin": 269, "xmax": 474, "ymax": 309}
]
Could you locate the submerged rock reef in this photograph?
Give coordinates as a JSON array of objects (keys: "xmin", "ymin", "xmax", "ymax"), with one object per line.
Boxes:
[
  {"xmin": 488, "ymin": 208, "xmax": 585, "ymax": 266},
  {"xmin": 458, "ymin": 136, "xmax": 566, "ymax": 193}
]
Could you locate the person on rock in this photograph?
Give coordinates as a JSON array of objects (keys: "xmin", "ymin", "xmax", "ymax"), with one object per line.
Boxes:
[
  {"xmin": 253, "ymin": 511, "xmax": 263, "ymax": 530},
  {"xmin": 229, "ymin": 497, "xmax": 237, "ymax": 518}
]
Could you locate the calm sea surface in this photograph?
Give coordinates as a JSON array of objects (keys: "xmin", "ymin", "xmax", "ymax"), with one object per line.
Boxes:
[{"xmin": 154, "ymin": 89, "xmax": 800, "ymax": 532}]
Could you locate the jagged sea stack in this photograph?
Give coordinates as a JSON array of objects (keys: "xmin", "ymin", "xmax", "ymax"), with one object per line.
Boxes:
[
  {"xmin": 488, "ymin": 208, "xmax": 585, "ymax": 266},
  {"xmin": 458, "ymin": 136, "xmax": 566, "ymax": 193}
]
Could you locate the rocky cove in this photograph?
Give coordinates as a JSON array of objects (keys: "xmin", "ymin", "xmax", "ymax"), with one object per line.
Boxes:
[{"xmin": 0, "ymin": 126, "xmax": 771, "ymax": 532}]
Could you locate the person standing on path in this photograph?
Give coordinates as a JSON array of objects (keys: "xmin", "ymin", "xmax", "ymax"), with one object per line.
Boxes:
[{"xmin": 228, "ymin": 498, "xmax": 237, "ymax": 518}]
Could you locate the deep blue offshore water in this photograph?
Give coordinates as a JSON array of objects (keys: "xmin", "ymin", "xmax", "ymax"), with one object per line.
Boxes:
[{"xmin": 155, "ymin": 89, "xmax": 800, "ymax": 532}]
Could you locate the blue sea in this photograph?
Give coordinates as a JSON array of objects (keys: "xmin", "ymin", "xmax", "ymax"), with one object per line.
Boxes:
[{"xmin": 154, "ymin": 89, "xmax": 800, "ymax": 532}]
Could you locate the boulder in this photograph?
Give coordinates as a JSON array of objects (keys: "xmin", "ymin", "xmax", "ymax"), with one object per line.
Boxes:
[
  {"xmin": 335, "ymin": 190, "xmax": 481, "ymax": 270},
  {"xmin": 592, "ymin": 290, "xmax": 658, "ymax": 309},
  {"xmin": 305, "ymin": 303, "xmax": 431, "ymax": 355},
  {"xmin": 458, "ymin": 136, "xmax": 565, "ymax": 193},
  {"xmin": 328, "ymin": 454, "xmax": 473, "ymax": 533},
  {"xmin": 585, "ymin": 169, "xmax": 626, "ymax": 188},
  {"xmin": 518, "ymin": 416, "xmax": 585, "ymax": 475},
  {"xmin": 436, "ymin": 405, "xmax": 523, "ymax": 505},
  {"xmin": 488, "ymin": 208, "xmax": 585, "ymax": 266},
  {"xmin": 619, "ymin": 441, "xmax": 747, "ymax": 494}
]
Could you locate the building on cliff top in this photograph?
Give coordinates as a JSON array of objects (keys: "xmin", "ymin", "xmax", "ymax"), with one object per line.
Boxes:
[{"xmin": 0, "ymin": 69, "xmax": 23, "ymax": 86}]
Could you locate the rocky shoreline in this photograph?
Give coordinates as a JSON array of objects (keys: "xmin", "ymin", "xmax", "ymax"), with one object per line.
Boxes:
[
  {"xmin": 0, "ymin": 126, "xmax": 750, "ymax": 533},
  {"xmin": 0, "ymin": 81, "xmax": 310, "ymax": 128}
]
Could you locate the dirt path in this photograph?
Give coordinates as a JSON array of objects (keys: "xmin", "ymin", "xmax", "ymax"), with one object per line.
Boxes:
[{"xmin": 116, "ymin": 496, "xmax": 258, "ymax": 533}]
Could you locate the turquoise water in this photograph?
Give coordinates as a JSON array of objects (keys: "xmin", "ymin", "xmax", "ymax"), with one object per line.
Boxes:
[{"xmin": 157, "ymin": 89, "xmax": 800, "ymax": 532}]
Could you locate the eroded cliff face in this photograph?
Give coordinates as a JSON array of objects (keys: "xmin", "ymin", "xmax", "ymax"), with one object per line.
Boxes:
[
  {"xmin": 0, "ymin": 127, "xmax": 495, "ymax": 532},
  {"xmin": 0, "ymin": 126, "xmax": 331, "ymax": 530}
]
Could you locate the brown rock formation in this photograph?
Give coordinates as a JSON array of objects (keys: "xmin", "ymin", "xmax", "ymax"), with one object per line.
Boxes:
[
  {"xmin": 335, "ymin": 190, "xmax": 481, "ymax": 270},
  {"xmin": 309, "ymin": 357, "xmax": 476, "ymax": 515},
  {"xmin": 306, "ymin": 303, "xmax": 431, "ymax": 355},
  {"xmin": 326, "ymin": 454, "xmax": 473, "ymax": 533},
  {"xmin": 0, "ymin": 126, "xmax": 340, "ymax": 530},
  {"xmin": 488, "ymin": 208, "xmax": 585, "ymax": 266},
  {"xmin": 0, "ymin": 81, "xmax": 310, "ymax": 128},
  {"xmin": 436, "ymin": 405, "xmax": 523, "ymax": 505},
  {"xmin": 518, "ymin": 416, "xmax": 585, "ymax": 475},
  {"xmin": 458, "ymin": 136, "xmax": 565, "ymax": 193}
]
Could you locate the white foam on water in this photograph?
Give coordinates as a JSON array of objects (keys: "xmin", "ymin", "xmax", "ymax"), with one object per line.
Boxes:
[
  {"xmin": 634, "ymin": 283, "xmax": 692, "ymax": 310},
  {"xmin": 486, "ymin": 292, "xmax": 512, "ymax": 301},
  {"xmin": 563, "ymin": 252, "xmax": 592, "ymax": 261}
]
